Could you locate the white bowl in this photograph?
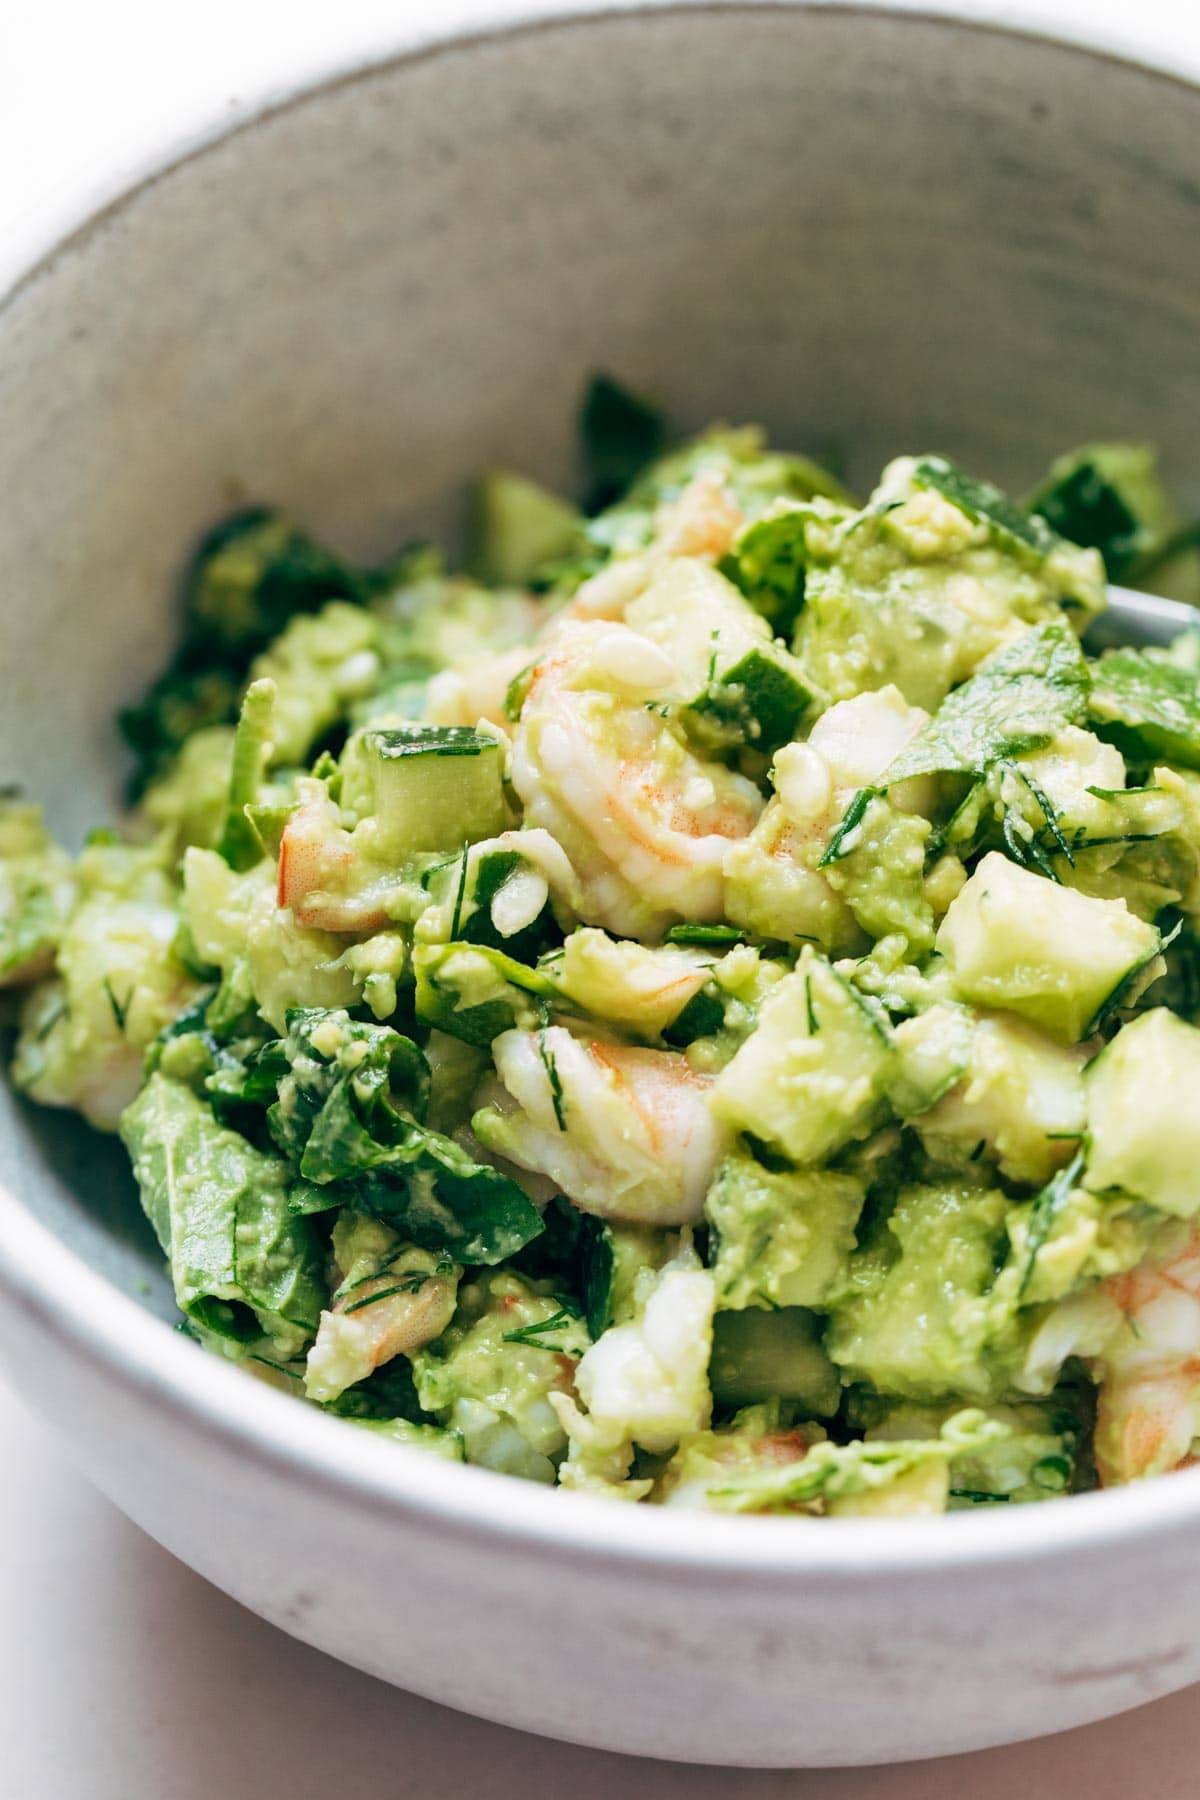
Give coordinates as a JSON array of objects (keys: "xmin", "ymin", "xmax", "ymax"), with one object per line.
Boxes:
[{"xmin": 3, "ymin": 3, "xmax": 1200, "ymax": 1768}]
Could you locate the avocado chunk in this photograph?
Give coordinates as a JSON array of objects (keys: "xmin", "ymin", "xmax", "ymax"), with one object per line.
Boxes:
[
  {"xmin": 1084, "ymin": 1008, "xmax": 1200, "ymax": 1216},
  {"xmin": 705, "ymin": 1152, "xmax": 865, "ymax": 1309},
  {"xmin": 711, "ymin": 947, "xmax": 892, "ymax": 1164},
  {"xmin": 825, "ymin": 1179, "xmax": 1011, "ymax": 1403},
  {"xmin": 935, "ymin": 852, "xmax": 1162, "ymax": 1043}
]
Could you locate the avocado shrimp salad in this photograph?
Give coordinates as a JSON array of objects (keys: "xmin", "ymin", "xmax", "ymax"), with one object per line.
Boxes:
[{"xmin": 6, "ymin": 381, "xmax": 1200, "ymax": 1518}]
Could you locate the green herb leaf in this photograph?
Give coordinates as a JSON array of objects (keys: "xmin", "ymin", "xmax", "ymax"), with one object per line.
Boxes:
[
  {"xmin": 1018, "ymin": 1149, "xmax": 1087, "ymax": 1296},
  {"xmin": 501, "ymin": 1304, "xmax": 580, "ymax": 1350},
  {"xmin": 1089, "ymin": 644, "xmax": 1200, "ymax": 771}
]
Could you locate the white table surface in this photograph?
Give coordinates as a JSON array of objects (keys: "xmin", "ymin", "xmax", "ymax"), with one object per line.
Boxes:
[{"xmin": 5, "ymin": 2, "xmax": 1200, "ymax": 1794}]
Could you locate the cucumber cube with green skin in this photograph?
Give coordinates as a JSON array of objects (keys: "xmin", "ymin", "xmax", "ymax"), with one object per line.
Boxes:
[
  {"xmin": 1085, "ymin": 1009, "xmax": 1200, "ymax": 1216},
  {"xmin": 935, "ymin": 852, "xmax": 1162, "ymax": 1044},
  {"xmin": 684, "ymin": 642, "xmax": 813, "ymax": 757},
  {"xmin": 711, "ymin": 947, "xmax": 892, "ymax": 1165},
  {"xmin": 1088, "ymin": 646, "xmax": 1200, "ymax": 772},
  {"xmin": 468, "ymin": 471, "xmax": 586, "ymax": 587},
  {"xmin": 1028, "ymin": 442, "xmax": 1185, "ymax": 583},
  {"xmin": 340, "ymin": 725, "xmax": 506, "ymax": 860},
  {"xmin": 709, "ymin": 1308, "xmax": 841, "ymax": 1415},
  {"xmin": 624, "ymin": 558, "xmax": 813, "ymax": 756}
]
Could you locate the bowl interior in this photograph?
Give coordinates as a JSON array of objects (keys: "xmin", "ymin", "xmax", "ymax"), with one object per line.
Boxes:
[{"xmin": 3, "ymin": 2, "xmax": 1200, "ymax": 1312}]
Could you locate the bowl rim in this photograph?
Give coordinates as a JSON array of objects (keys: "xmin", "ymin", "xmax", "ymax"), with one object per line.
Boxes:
[
  {"xmin": 5, "ymin": 0, "xmax": 1200, "ymax": 1581},
  {"xmin": 4, "ymin": 0, "xmax": 1200, "ymax": 296}
]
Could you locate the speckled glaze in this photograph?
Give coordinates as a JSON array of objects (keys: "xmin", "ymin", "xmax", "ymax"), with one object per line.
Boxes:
[{"xmin": 3, "ymin": 4, "xmax": 1200, "ymax": 1766}]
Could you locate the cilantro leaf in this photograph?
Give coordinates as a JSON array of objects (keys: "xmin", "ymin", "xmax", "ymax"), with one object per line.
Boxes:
[
  {"xmin": 1088, "ymin": 644, "xmax": 1200, "ymax": 771},
  {"xmin": 881, "ymin": 623, "xmax": 1091, "ymax": 786}
]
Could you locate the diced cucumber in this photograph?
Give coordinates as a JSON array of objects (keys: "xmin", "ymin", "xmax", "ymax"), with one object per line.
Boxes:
[
  {"xmin": 709, "ymin": 1308, "xmax": 840, "ymax": 1415},
  {"xmin": 1028, "ymin": 442, "xmax": 1186, "ymax": 583},
  {"xmin": 468, "ymin": 470, "xmax": 585, "ymax": 586},
  {"xmin": 711, "ymin": 947, "xmax": 892, "ymax": 1164},
  {"xmin": 1085, "ymin": 1008, "xmax": 1200, "ymax": 1216},
  {"xmin": 413, "ymin": 942, "xmax": 559, "ymax": 1047},
  {"xmin": 684, "ymin": 642, "xmax": 813, "ymax": 756},
  {"xmin": 340, "ymin": 724, "xmax": 506, "ymax": 859},
  {"xmin": 887, "ymin": 1004, "xmax": 975, "ymax": 1118},
  {"xmin": 624, "ymin": 559, "xmax": 813, "ymax": 755},
  {"xmin": 910, "ymin": 1011, "xmax": 1087, "ymax": 1187},
  {"xmin": 935, "ymin": 852, "xmax": 1161, "ymax": 1043}
]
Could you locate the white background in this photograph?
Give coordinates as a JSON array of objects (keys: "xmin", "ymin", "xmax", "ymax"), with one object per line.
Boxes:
[{"xmin": 3, "ymin": 3, "xmax": 1200, "ymax": 1794}]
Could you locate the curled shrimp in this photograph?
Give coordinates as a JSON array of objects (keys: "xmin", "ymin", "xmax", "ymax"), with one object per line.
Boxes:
[
  {"xmin": 474, "ymin": 1024, "xmax": 730, "ymax": 1227},
  {"xmin": 511, "ymin": 620, "xmax": 763, "ymax": 938},
  {"xmin": 652, "ymin": 469, "xmax": 744, "ymax": 560}
]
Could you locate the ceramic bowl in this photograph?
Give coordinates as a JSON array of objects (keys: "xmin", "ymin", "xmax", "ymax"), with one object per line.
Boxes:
[{"xmin": 3, "ymin": 2, "xmax": 1200, "ymax": 1767}]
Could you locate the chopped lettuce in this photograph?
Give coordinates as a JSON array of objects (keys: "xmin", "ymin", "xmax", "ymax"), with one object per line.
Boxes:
[
  {"xmin": 120, "ymin": 1073, "xmax": 327, "ymax": 1356},
  {"xmin": 262, "ymin": 1008, "xmax": 544, "ymax": 1266}
]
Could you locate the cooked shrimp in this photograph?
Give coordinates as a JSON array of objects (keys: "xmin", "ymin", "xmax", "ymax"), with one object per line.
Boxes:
[
  {"xmin": 276, "ymin": 780, "xmax": 390, "ymax": 934},
  {"xmin": 305, "ymin": 1242, "xmax": 460, "ymax": 1404},
  {"xmin": 511, "ymin": 620, "xmax": 763, "ymax": 937},
  {"xmin": 552, "ymin": 1258, "xmax": 717, "ymax": 1491},
  {"xmin": 656, "ymin": 1420, "xmax": 818, "ymax": 1510},
  {"xmin": 1093, "ymin": 1224, "xmax": 1200, "ymax": 1485},
  {"xmin": 777, "ymin": 684, "xmax": 934, "ymax": 838},
  {"xmin": 424, "ymin": 644, "xmax": 534, "ymax": 733},
  {"xmin": 652, "ymin": 469, "xmax": 744, "ymax": 560},
  {"xmin": 1021, "ymin": 1219, "xmax": 1200, "ymax": 1485},
  {"xmin": 474, "ymin": 1024, "xmax": 731, "ymax": 1226}
]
